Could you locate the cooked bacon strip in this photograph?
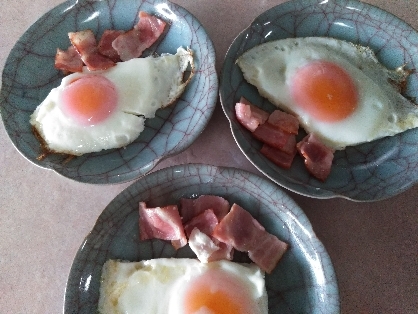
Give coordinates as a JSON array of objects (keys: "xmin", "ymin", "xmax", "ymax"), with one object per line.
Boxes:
[
  {"xmin": 98, "ymin": 29, "xmax": 125, "ymax": 61},
  {"xmin": 138, "ymin": 202, "xmax": 187, "ymax": 249},
  {"xmin": 235, "ymin": 97, "xmax": 269, "ymax": 132},
  {"xmin": 267, "ymin": 110, "xmax": 299, "ymax": 135},
  {"xmin": 180, "ymin": 195, "xmax": 230, "ymax": 224},
  {"xmin": 296, "ymin": 134, "xmax": 335, "ymax": 181},
  {"xmin": 252, "ymin": 122, "xmax": 293, "ymax": 149},
  {"xmin": 260, "ymin": 143, "xmax": 296, "ymax": 169},
  {"xmin": 68, "ymin": 30, "xmax": 115, "ymax": 71},
  {"xmin": 112, "ymin": 11, "xmax": 166, "ymax": 61},
  {"xmin": 54, "ymin": 46, "xmax": 84, "ymax": 73},
  {"xmin": 183, "ymin": 209, "xmax": 218, "ymax": 237},
  {"xmin": 213, "ymin": 203, "xmax": 288, "ymax": 273}
]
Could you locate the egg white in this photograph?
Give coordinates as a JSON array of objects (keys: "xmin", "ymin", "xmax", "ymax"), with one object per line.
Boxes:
[
  {"xmin": 98, "ymin": 258, "xmax": 268, "ymax": 314},
  {"xmin": 237, "ymin": 37, "xmax": 418, "ymax": 150},
  {"xmin": 30, "ymin": 47, "xmax": 194, "ymax": 156}
]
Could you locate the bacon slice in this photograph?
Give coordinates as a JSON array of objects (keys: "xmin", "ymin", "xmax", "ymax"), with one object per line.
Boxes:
[
  {"xmin": 252, "ymin": 122, "xmax": 293, "ymax": 149},
  {"xmin": 54, "ymin": 46, "xmax": 84, "ymax": 73},
  {"xmin": 260, "ymin": 143, "xmax": 296, "ymax": 169},
  {"xmin": 296, "ymin": 134, "xmax": 335, "ymax": 181},
  {"xmin": 213, "ymin": 203, "xmax": 288, "ymax": 273},
  {"xmin": 112, "ymin": 11, "xmax": 167, "ymax": 61},
  {"xmin": 183, "ymin": 209, "xmax": 218, "ymax": 237},
  {"xmin": 184, "ymin": 208, "xmax": 234, "ymax": 263},
  {"xmin": 138, "ymin": 202, "xmax": 187, "ymax": 249},
  {"xmin": 235, "ymin": 97, "xmax": 269, "ymax": 132},
  {"xmin": 180, "ymin": 195, "xmax": 230, "ymax": 224},
  {"xmin": 248, "ymin": 232, "xmax": 288, "ymax": 273},
  {"xmin": 280, "ymin": 133, "xmax": 297, "ymax": 155},
  {"xmin": 267, "ymin": 110, "xmax": 299, "ymax": 135},
  {"xmin": 207, "ymin": 240, "xmax": 234, "ymax": 262},
  {"xmin": 68, "ymin": 30, "xmax": 115, "ymax": 71},
  {"xmin": 97, "ymin": 29, "xmax": 125, "ymax": 61},
  {"xmin": 188, "ymin": 228, "xmax": 221, "ymax": 263},
  {"xmin": 188, "ymin": 228, "xmax": 234, "ymax": 263}
]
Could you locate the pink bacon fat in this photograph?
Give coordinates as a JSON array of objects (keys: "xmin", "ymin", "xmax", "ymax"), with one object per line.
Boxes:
[{"xmin": 188, "ymin": 228, "xmax": 234, "ymax": 263}]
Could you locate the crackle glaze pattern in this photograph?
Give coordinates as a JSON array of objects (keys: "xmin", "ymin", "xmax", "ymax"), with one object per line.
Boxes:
[
  {"xmin": 64, "ymin": 164, "xmax": 339, "ymax": 314},
  {"xmin": 220, "ymin": 0, "xmax": 418, "ymax": 201},
  {"xmin": 0, "ymin": 0, "xmax": 217, "ymax": 184}
]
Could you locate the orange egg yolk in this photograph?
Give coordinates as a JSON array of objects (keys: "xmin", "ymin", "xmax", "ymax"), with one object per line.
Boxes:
[
  {"xmin": 183, "ymin": 269, "xmax": 257, "ymax": 314},
  {"xmin": 290, "ymin": 60, "xmax": 359, "ymax": 122},
  {"xmin": 61, "ymin": 75, "xmax": 118, "ymax": 126}
]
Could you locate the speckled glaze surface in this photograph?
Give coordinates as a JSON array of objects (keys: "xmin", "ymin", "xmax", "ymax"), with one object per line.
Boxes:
[
  {"xmin": 0, "ymin": 0, "xmax": 217, "ymax": 184},
  {"xmin": 64, "ymin": 164, "xmax": 339, "ymax": 314},
  {"xmin": 220, "ymin": 0, "xmax": 418, "ymax": 201}
]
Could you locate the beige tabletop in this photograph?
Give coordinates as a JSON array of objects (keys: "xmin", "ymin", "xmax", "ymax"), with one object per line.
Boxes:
[{"xmin": 1, "ymin": 0, "xmax": 417, "ymax": 313}]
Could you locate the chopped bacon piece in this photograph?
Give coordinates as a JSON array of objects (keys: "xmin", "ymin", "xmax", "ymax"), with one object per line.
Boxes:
[
  {"xmin": 252, "ymin": 122, "xmax": 293, "ymax": 149},
  {"xmin": 136, "ymin": 11, "xmax": 167, "ymax": 51},
  {"xmin": 68, "ymin": 30, "xmax": 115, "ymax": 71},
  {"xmin": 248, "ymin": 231, "xmax": 288, "ymax": 273},
  {"xmin": 188, "ymin": 228, "xmax": 221, "ymax": 263},
  {"xmin": 260, "ymin": 143, "xmax": 296, "ymax": 169},
  {"xmin": 180, "ymin": 195, "xmax": 230, "ymax": 224},
  {"xmin": 98, "ymin": 29, "xmax": 125, "ymax": 61},
  {"xmin": 207, "ymin": 239, "xmax": 234, "ymax": 262},
  {"xmin": 112, "ymin": 11, "xmax": 166, "ymax": 61},
  {"xmin": 213, "ymin": 203, "xmax": 265, "ymax": 251},
  {"xmin": 188, "ymin": 228, "xmax": 234, "ymax": 263},
  {"xmin": 213, "ymin": 204, "xmax": 288, "ymax": 273},
  {"xmin": 235, "ymin": 97, "xmax": 269, "ymax": 132},
  {"xmin": 54, "ymin": 46, "xmax": 84, "ymax": 73},
  {"xmin": 267, "ymin": 110, "xmax": 299, "ymax": 135},
  {"xmin": 111, "ymin": 29, "xmax": 141, "ymax": 62},
  {"xmin": 183, "ymin": 209, "xmax": 218, "ymax": 237},
  {"xmin": 138, "ymin": 202, "xmax": 187, "ymax": 249},
  {"xmin": 280, "ymin": 133, "xmax": 297, "ymax": 155},
  {"xmin": 296, "ymin": 134, "xmax": 335, "ymax": 181}
]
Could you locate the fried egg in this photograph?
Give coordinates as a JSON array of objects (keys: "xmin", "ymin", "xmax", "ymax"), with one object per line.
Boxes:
[
  {"xmin": 98, "ymin": 258, "xmax": 268, "ymax": 314},
  {"xmin": 237, "ymin": 37, "xmax": 418, "ymax": 150},
  {"xmin": 30, "ymin": 47, "xmax": 194, "ymax": 156}
]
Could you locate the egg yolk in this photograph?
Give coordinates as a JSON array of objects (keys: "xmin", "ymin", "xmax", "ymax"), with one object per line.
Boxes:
[
  {"xmin": 61, "ymin": 75, "xmax": 118, "ymax": 126},
  {"xmin": 183, "ymin": 269, "xmax": 256, "ymax": 314},
  {"xmin": 290, "ymin": 60, "xmax": 358, "ymax": 122}
]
